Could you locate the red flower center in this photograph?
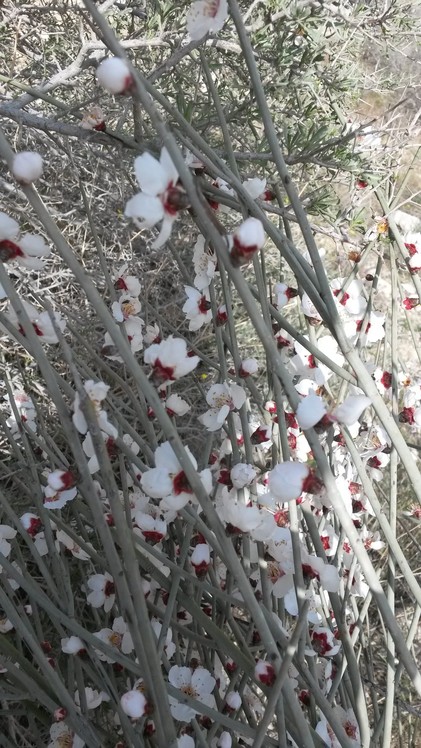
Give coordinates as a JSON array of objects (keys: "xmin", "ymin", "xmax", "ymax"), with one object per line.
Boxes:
[
  {"xmin": 380, "ymin": 371, "xmax": 392, "ymax": 389},
  {"xmin": 0, "ymin": 239, "xmax": 24, "ymax": 262},
  {"xmin": 198, "ymin": 295, "xmax": 211, "ymax": 314},
  {"xmin": 344, "ymin": 720, "xmax": 357, "ymax": 739},
  {"xmin": 104, "ymin": 580, "xmax": 115, "ymax": 597},
  {"xmin": 333, "ymin": 289, "xmax": 350, "ymax": 306},
  {"xmin": 311, "ymin": 631, "xmax": 330, "ymax": 655},
  {"xmin": 163, "ymin": 183, "xmax": 189, "ymax": 215},
  {"xmin": 173, "ymin": 470, "xmax": 192, "ymax": 495},
  {"xmin": 151, "ymin": 358, "xmax": 175, "ymax": 385}
]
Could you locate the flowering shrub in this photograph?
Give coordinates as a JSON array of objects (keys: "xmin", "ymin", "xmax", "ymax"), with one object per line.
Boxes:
[{"xmin": 0, "ymin": 1, "xmax": 420, "ymax": 747}]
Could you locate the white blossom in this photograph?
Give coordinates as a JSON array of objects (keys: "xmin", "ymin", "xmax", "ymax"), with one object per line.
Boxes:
[
  {"xmin": 186, "ymin": 0, "xmax": 228, "ymax": 40},
  {"xmin": 125, "ymin": 147, "xmax": 185, "ymax": 249},
  {"xmin": 96, "ymin": 57, "xmax": 132, "ymax": 94},
  {"xmin": 12, "ymin": 151, "xmax": 43, "ymax": 184}
]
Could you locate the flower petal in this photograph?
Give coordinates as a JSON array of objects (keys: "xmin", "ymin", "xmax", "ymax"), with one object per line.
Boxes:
[{"xmin": 134, "ymin": 152, "xmax": 168, "ymax": 195}]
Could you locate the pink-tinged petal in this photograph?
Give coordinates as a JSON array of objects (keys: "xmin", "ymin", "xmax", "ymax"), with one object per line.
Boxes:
[
  {"xmin": 141, "ymin": 467, "xmax": 173, "ymax": 498},
  {"xmin": 134, "ymin": 152, "xmax": 168, "ymax": 195},
  {"xmin": 152, "ymin": 215, "xmax": 175, "ymax": 249},
  {"xmin": 160, "ymin": 147, "xmax": 179, "ymax": 187},
  {"xmin": 124, "ymin": 193, "xmax": 164, "ymax": 224}
]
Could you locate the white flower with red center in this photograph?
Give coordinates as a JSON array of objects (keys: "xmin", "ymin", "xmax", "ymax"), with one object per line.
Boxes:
[
  {"xmin": 302, "ymin": 552, "xmax": 340, "ymax": 592},
  {"xmin": 191, "ymin": 542, "xmax": 211, "ymax": 577},
  {"xmin": 111, "ymin": 294, "xmax": 142, "ymax": 322},
  {"xmin": 165, "ymin": 393, "xmax": 191, "ymax": 417},
  {"xmin": 113, "ymin": 263, "xmax": 141, "ymax": 296},
  {"xmin": 183, "ymin": 286, "xmax": 212, "ymax": 331},
  {"xmin": 5, "ymin": 389, "xmax": 37, "ymax": 437},
  {"xmin": 47, "ymin": 723, "xmax": 84, "ymax": 748},
  {"xmin": 168, "ymin": 665, "xmax": 216, "ymax": 722},
  {"xmin": 267, "ymin": 527, "xmax": 294, "ymax": 569},
  {"xmin": 301, "ymin": 292, "xmax": 323, "ymax": 325},
  {"xmin": 144, "ymin": 336, "xmax": 200, "ymax": 389},
  {"xmin": 141, "ymin": 441, "xmax": 212, "ymax": 511},
  {"xmin": 186, "ymin": 0, "xmax": 228, "ymax": 40},
  {"xmin": 86, "ymin": 572, "xmax": 115, "ymax": 613},
  {"xmin": 96, "ymin": 56, "xmax": 133, "ymax": 94},
  {"xmin": 6, "ymin": 299, "xmax": 66, "ymax": 343},
  {"xmin": 331, "ymin": 277, "xmax": 366, "ymax": 316},
  {"xmin": 80, "ymin": 104, "xmax": 105, "ymax": 131},
  {"xmin": 230, "ymin": 462, "xmax": 256, "ymax": 489},
  {"xmin": 229, "ymin": 217, "xmax": 265, "ymax": 267},
  {"xmin": 144, "ymin": 322, "xmax": 161, "ymax": 344},
  {"xmin": 199, "ymin": 382, "xmax": 247, "ymax": 431},
  {"xmin": 320, "ymin": 524, "xmax": 339, "ymax": 557},
  {"xmin": 268, "ymin": 461, "xmax": 322, "ymax": 502},
  {"xmin": 216, "ymin": 303, "xmax": 228, "ymax": 326},
  {"xmin": 402, "ymin": 296, "xmax": 420, "ymax": 312},
  {"xmin": 43, "ymin": 484, "xmax": 77, "ymax": 510},
  {"xmin": 238, "ymin": 357, "xmax": 259, "ymax": 377},
  {"xmin": 47, "ymin": 469, "xmax": 76, "ymax": 492},
  {"xmin": 373, "ymin": 367, "xmax": 392, "ymax": 396},
  {"xmin": 0, "ymin": 525, "xmax": 17, "ymax": 557},
  {"xmin": 242, "ymin": 177, "xmax": 270, "ymax": 200},
  {"xmin": 82, "ymin": 431, "xmax": 118, "ymax": 474},
  {"xmin": 61, "ymin": 636, "xmax": 86, "ymax": 655},
  {"xmin": 121, "ymin": 689, "xmax": 148, "ymax": 720},
  {"xmin": 75, "ymin": 687, "xmax": 109, "ymax": 710},
  {"xmin": 12, "ymin": 151, "xmax": 43, "ymax": 184},
  {"xmin": 193, "ymin": 235, "xmax": 217, "ymax": 290},
  {"xmin": 94, "ymin": 617, "xmax": 134, "ymax": 662},
  {"xmin": 20, "ymin": 512, "xmax": 42, "ymax": 537},
  {"xmin": 274, "ymin": 282, "xmax": 299, "ymax": 309},
  {"xmin": 56, "ymin": 530, "xmax": 92, "ymax": 560},
  {"xmin": 135, "ymin": 506, "xmax": 168, "ymax": 545},
  {"xmin": 344, "ymin": 311, "xmax": 385, "ymax": 344},
  {"xmin": 316, "ymin": 707, "xmax": 360, "ymax": 747},
  {"xmin": 255, "ymin": 660, "xmax": 276, "ymax": 686},
  {"xmin": 224, "ymin": 691, "xmax": 241, "ymax": 712},
  {"xmin": 296, "ymin": 392, "xmax": 328, "ymax": 430},
  {"xmin": 257, "ymin": 558, "xmax": 294, "ymax": 598},
  {"xmin": 0, "ymin": 213, "xmax": 49, "ymax": 269},
  {"xmin": 296, "ymin": 392, "xmax": 371, "ymax": 430},
  {"xmin": 72, "ymin": 380, "xmax": 116, "ymax": 436},
  {"xmin": 360, "ymin": 526, "xmax": 385, "ymax": 551},
  {"xmin": 103, "ymin": 316, "xmax": 144, "ymax": 359},
  {"xmin": 216, "ymin": 487, "xmax": 276, "ymax": 538},
  {"xmin": 404, "ymin": 233, "xmax": 421, "ymax": 274},
  {"xmin": 310, "ymin": 626, "xmax": 341, "ymax": 657},
  {"xmin": 125, "ymin": 147, "xmax": 188, "ymax": 249}
]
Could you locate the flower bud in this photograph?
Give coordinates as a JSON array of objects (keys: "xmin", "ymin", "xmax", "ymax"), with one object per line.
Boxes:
[
  {"xmin": 97, "ymin": 57, "xmax": 133, "ymax": 94},
  {"xmin": 12, "ymin": 152, "xmax": 43, "ymax": 184}
]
